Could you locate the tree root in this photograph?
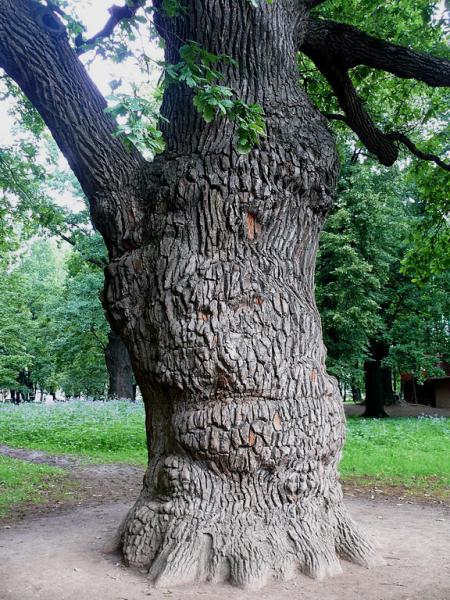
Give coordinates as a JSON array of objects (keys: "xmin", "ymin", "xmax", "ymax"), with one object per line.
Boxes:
[{"xmin": 121, "ymin": 499, "xmax": 380, "ymax": 589}]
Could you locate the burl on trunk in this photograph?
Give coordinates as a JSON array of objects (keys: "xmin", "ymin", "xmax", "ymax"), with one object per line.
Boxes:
[{"xmin": 102, "ymin": 0, "xmax": 378, "ymax": 588}]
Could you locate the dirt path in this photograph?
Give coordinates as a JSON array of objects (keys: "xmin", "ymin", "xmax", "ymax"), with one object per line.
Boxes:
[
  {"xmin": 344, "ymin": 402, "xmax": 450, "ymax": 418},
  {"xmin": 0, "ymin": 445, "xmax": 144, "ymax": 521},
  {"xmin": 1, "ymin": 497, "xmax": 449, "ymax": 600},
  {"xmin": 1, "ymin": 445, "xmax": 449, "ymax": 599}
]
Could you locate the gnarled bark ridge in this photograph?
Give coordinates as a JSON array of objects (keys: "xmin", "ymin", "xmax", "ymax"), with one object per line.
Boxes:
[{"xmin": 101, "ymin": 0, "xmax": 378, "ymax": 587}]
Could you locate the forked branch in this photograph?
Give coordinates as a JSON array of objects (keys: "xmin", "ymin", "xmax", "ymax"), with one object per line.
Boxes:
[
  {"xmin": 386, "ymin": 133, "xmax": 450, "ymax": 171},
  {"xmin": 299, "ymin": 17, "xmax": 450, "ymax": 168},
  {"xmin": 326, "ymin": 114, "xmax": 450, "ymax": 170}
]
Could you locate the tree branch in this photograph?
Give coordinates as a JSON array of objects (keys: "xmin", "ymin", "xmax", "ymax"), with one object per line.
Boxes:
[
  {"xmin": 304, "ymin": 51, "xmax": 399, "ymax": 165},
  {"xmin": 90, "ymin": 325, "xmax": 107, "ymax": 352},
  {"xmin": 322, "ymin": 113, "xmax": 348, "ymax": 123},
  {"xmin": 0, "ymin": 0, "xmax": 145, "ymax": 256},
  {"xmin": 305, "ymin": 0, "xmax": 329, "ymax": 8},
  {"xmin": 76, "ymin": 1, "xmax": 142, "ymax": 55},
  {"xmin": 386, "ymin": 132, "xmax": 450, "ymax": 171},
  {"xmin": 299, "ymin": 16, "xmax": 450, "ymax": 168},
  {"xmin": 59, "ymin": 233, "xmax": 108, "ymax": 268},
  {"xmin": 325, "ymin": 114, "xmax": 450, "ymax": 171},
  {"xmin": 301, "ymin": 18, "xmax": 450, "ymax": 87}
]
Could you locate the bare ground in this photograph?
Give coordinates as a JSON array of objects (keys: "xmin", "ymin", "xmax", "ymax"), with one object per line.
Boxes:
[
  {"xmin": 0, "ymin": 444, "xmax": 144, "ymax": 522},
  {"xmin": 0, "ymin": 441, "xmax": 449, "ymax": 600},
  {"xmin": 1, "ymin": 498, "xmax": 449, "ymax": 600}
]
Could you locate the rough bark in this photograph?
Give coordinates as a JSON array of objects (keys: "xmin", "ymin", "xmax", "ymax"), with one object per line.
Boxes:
[{"xmin": 105, "ymin": 330, "xmax": 135, "ymax": 401}]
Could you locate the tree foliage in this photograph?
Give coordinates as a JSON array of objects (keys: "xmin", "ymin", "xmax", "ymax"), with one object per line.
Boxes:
[
  {"xmin": 316, "ymin": 158, "xmax": 449, "ymax": 391},
  {"xmin": 0, "ymin": 236, "xmax": 109, "ymax": 398}
]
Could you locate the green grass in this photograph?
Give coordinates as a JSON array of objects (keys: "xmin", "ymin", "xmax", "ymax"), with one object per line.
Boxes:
[
  {"xmin": 0, "ymin": 454, "xmax": 67, "ymax": 517},
  {"xmin": 0, "ymin": 400, "xmax": 147, "ymax": 465},
  {"xmin": 0, "ymin": 401, "xmax": 448, "ymax": 499},
  {"xmin": 341, "ymin": 416, "xmax": 450, "ymax": 497}
]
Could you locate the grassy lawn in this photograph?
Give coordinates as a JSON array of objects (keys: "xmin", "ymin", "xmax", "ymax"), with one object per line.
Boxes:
[
  {"xmin": 0, "ymin": 454, "xmax": 67, "ymax": 517},
  {"xmin": 0, "ymin": 400, "xmax": 147, "ymax": 465},
  {"xmin": 0, "ymin": 401, "xmax": 448, "ymax": 509},
  {"xmin": 341, "ymin": 416, "xmax": 450, "ymax": 499}
]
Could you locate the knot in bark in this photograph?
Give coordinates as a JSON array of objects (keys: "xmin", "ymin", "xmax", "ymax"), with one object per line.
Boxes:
[{"xmin": 34, "ymin": 7, "xmax": 66, "ymax": 38}]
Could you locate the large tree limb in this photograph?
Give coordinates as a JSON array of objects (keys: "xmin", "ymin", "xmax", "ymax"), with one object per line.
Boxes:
[
  {"xmin": 301, "ymin": 18, "xmax": 450, "ymax": 87},
  {"xmin": 302, "ymin": 47, "xmax": 399, "ymax": 165},
  {"xmin": 76, "ymin": 1, "xmax": 143, "ymax": 55},
  {"xmin": 0, "ymin": 0, "xmax": 145, "ymax": 255},
  {"xmin": 299, "ymin": 16, "xmax": 450, "ymax": 167}
]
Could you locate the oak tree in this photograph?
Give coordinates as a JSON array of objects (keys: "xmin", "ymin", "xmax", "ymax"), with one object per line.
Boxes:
[{"xmin": 0, "ymin": 0, "xmax": 448, "ymax": 589}]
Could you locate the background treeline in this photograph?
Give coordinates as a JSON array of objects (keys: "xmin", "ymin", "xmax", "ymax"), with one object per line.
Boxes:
[
  {"xmin": 316, "ymin": 160, "xmax": 449, "ymax": 415},
  {"xmin": 0, "ymin": 131, "xmax": 135, "ymax": 401}
]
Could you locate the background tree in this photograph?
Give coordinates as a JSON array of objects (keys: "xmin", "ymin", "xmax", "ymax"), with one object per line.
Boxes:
[
  {"xmin": 0, "ymin": 266, "xmax": 33, "ymax": 401},
  {"xmin": 0, "ymin": 125, "xmax": 135, "ymax": 400},
  {"xmin": 316, "ymin": 162, "xmax": 404, "ymax": 399},
  {"xmin": 0, "ymin": 0, "xmax": 448, "ymax": 589},
  {"xmin": 317, "ymin": 159, "xmax": 450, "ymax": 416}
]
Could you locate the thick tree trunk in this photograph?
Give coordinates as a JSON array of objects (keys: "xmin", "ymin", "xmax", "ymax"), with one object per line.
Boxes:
[
  {"xmin": 101, "ymin": 0, "xmax": 378, "ymax": 587},
  {"xmin": 351, "ymin": 386, "xmax": 362, "ymax": 403},
  {"xmin": 0, "ymin": 0, "xmax": 379, "ymax": 589},
  {"xmin": 105, "ymin": 330, "xmax": 135, "ymax": 401},
  {"xmin": 10, "ymin": 389, "xmax": 20, "ymax": 405},
  {"xmin": 363, "ymin": 342, "xmax": 389, "ymax": 418}
]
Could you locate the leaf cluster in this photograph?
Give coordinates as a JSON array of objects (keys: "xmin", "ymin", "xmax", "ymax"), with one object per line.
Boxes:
[
  {"xmin": 106, "ymin": 89, "xmax": 166, "ymax": 158},
  {"xmin": 165, "ymin": 42, "xmax": 265, "ymax": 153}
]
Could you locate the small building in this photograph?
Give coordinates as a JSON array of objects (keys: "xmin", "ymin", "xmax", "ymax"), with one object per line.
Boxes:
[{"xmin": 402, "ymin": 362, "xmax": 450, "ymax": 409}]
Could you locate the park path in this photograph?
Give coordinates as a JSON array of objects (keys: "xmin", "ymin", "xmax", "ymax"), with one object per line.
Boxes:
[
  {"xmin": 1, "ymin": 444, "xmax": 449, "ymax": 600},
  {"xmin": 0, "ymin": 497, "xmax": 449, "ymax": 600},
  {"xmin": 0, "ymin": 444, "xmax": 144, "ymax": 519},
  {"xmin": 0, "ymin": 444, "xmax": 81, "ymax": 466}
]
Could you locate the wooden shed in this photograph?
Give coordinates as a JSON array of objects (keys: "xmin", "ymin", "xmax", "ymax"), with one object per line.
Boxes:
[{"xmin": 402, "ymin": 362, "xmax": 450, "ymax": 408}]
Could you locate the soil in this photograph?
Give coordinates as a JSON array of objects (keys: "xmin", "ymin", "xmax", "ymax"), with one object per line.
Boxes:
[
  {"xmin": 0, "ymin": 439, "xmax": 449, "ymax": 600},
  {"xmin": 0, "ymin": 445, "xmax": 144, "ymax": 522},
  {"xmin": 1, "ymin": 498, "xmax": 449, "ymax": 600},
  {"xmin": 344, "ymin": 402, "xmax": 450, "ymax": 418}
]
